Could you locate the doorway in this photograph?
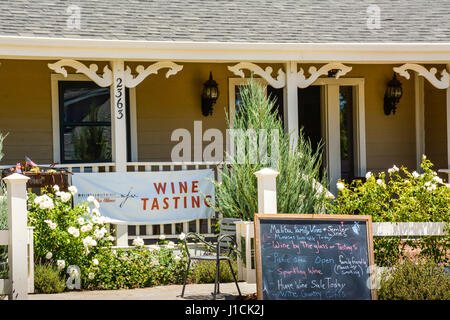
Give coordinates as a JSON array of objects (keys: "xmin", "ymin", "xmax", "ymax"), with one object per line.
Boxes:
[{"xmin": 297, "ymin": 79, "xmax": 366, "ymax": 193}]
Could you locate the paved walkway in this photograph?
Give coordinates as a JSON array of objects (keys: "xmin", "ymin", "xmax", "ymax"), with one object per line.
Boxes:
[{"xmin": 29, "ymin": 282, "xmax": 256, "ymax": 300}]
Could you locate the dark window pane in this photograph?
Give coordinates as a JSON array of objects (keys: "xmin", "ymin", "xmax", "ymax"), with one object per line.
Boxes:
[
  {"xmin": 164, "ymin": 224, "xmax": 172, "ymax": 235},
  {"xmin": 152, "ymin": 225, "xmax": 160, "ymax": 235},
  {"xmin": 62, "ymin": 125, "xmax": 112, "ymax": 162},
  {"xmin": 139, "ymin": 225, "xmax": 146, "ymax": 236},
  {"xmin": 62, "ymin": 86, "xmax": 111, "ymax": 123},
  {"xmin": 128, "ymin": 225, "xmax": 136, "ymax": 236},
  {"xmin": 339, "ymin": 86, "xmax": 355, "ymax": 181}
]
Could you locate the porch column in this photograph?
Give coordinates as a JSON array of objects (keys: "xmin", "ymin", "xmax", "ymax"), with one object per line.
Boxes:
[
  {"xmin": 325, "ymin": 84, "xmax": 341, "ymax": 194},
  {"xmin": 111, "ymin": 60, "xmax": 128, "ymax": 173},
  {"xmin": 284, "ymin": 61, "xmax": 299, "ymax": 148},
  {"xmin": 414, "ymin": 73, "xmax": 425, "ymax": 171}
]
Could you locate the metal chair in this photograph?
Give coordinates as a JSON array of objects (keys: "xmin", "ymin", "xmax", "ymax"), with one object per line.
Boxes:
[{"xmin": 181, "ymin": 218, "xmax": 242, "ymax": 299}]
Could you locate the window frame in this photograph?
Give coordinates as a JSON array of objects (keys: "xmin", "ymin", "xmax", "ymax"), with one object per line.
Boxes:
[{"xmin": 51, "ymin": 74, "xmax": 138, "ymax": 164}]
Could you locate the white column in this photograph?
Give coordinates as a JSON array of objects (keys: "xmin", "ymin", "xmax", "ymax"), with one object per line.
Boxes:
[
  {"xmin": 254, "ymin": 168, "xmax": 279, "ymax": 214},
  {"xmin": 415, "ymin": 73, "xmax": 425, "ymax": 171},
  {"xmin": 4, "ymin": 173, "xmax": 30, "ymax": 300},
  {"xmin": 111, "ymin": 60, "xmax": 128, "ymax": 173},
  {"xmin": 284, "ymin": 61, "xmax": 299, "ymax": 148},
  {"xmin": 111, "ymin": 60, "xmax": 129, "ymax": 245},
  {"xmin": 325, "ymin": 84, "xmax": 341, "ymax": 194}
]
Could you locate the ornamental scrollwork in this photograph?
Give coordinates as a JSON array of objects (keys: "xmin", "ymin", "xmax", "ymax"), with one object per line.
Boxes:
[
  {"xmin": 393, "ymin": 63, "xmax": 450, "ymax": 89},
  {"xmin": 297, "ymin": 63, "xmax": 352, "ymax": 88},
  {"xmin": 48, "ymin": 59, "xmax": 112, "ymax": 87},
  {"xmin": 227, "ymin": 62, "xmax": 286, "ymax": 88},
  {"xmin": 124, "ymin": 61, "xmax": 183, "ymax": 88}
]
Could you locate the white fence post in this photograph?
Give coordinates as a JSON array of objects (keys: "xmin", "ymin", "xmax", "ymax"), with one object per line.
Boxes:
[
  {"xmin": 4, "ymin": 173, "xmax": 29, "ymax": 300},
  {"xmin": 254, "ymin": 168, "xmax": 279, "ymax": 214}
]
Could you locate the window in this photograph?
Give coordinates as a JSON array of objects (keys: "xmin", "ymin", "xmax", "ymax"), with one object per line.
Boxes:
[{"xmin": 54, "ymin": 78, "xmax": 134, "ymax": 163}]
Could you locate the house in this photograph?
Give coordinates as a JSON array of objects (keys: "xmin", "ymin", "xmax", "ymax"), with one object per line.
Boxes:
[{"xmin": 0, "ymin": 0, "xmax": 449, "ymax": 245}]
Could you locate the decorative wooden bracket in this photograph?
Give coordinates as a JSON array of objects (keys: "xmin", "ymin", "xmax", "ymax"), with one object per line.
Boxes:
[
  {"xmin": 393, "ymin": 63, "xmax": 450, "ymax": 89},
  {"xmin": 228, "ymin": 62, "xmax": 286, "ymax": 88},
  {"xmin": 124, "ymin": 61, "xmax": 183, "ymax": 88},
  {"xmin": 297, "ymin": 63, "xmax": 352, "ymax": 88},
  {"xmin": 48, "ymin": 59, "xmax": 112, "ymax": 87}
]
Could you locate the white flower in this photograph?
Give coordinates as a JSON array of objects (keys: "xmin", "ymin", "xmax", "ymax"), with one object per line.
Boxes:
[
  {"xmin": 92, "ymin": 215, "xmax": 105, "ymax": 225},
  {"xmin": 365, "ymin": 172, "xmax": 372, "ymax": 179},
  {"xmin": 57, "ymin": 260, "xmax": 65, "ymax": 271},
  {"xmin": 68, "ymin": 226, "xmax": 80, "ymax": 238},
  {"xmin": 336, "ymin": 182, "xmax": 345, "ymax": 191},
  {"xmin": 92, "ymin": 258, "xmax": 99, "ymax": 266},
  {"xmin": 93, "ymin": 200, "xmax": 100, "ymax": 209},
  {"xmin": 179, "ymin": 233, "xmax": 186, "ymax": 241},
  {"xmin": 81, "ymin": 224, "xmax": 93, "ymax": 233},
  {"xmin": 422, "ymin": 154, "xmax": 427, "ymax": 160},
  {"xmin": 432, "ymin": 176, "xmax": 444, "ymax": 184},
  {"xmin": 167, "ymin": 241, "xmax": 175, "ymax": 249},
  {"xmin": 82, "ymin": 236, "xmax": 97, "ymax": 247},
  {"xmin": 87, "ymin": 196, "xmax": 95, "ymax": 203},
  {"xmin": 59, "ymin": 192, "xmax": 72, "ymax": 203},
  {"xmin": 424, "ymin": 181, "xmax": 431, "ymax": 187},
  {"xmin": 53, "ymin": 185, "xmax": 60, "ymax": 192},
  {"xmin": 94, "ymin": 228, "xmax": 106, "ymax": 239},
  {"xmin": 78, "ymin": 217, "xmax": 85, "ymax": 225},
  {"xmin": 92, "ymin": 208, "xmax": 100, "ymax": 216},
  {"xmin": 404, "ymin": 180, "xmax": 410, "ymax": 184},
  {"xmin": 106, "ymin": 235, "xmax": 115, "ymax": 242},
  {"xmin": 88, "ymin": 272, "xmax": 95, "ymax": 280},
  {"xmin": 388, "ymin": 165, "xmax": 399, "ymax": 174},
  {"xmin": 68, "ymin": 186, "xmax": 78, "ymax": 195},
  {"xmin": 44, "ymin": 219, "xmax": 57, "ymax": 230},
  {"xmin": 426, "ymin": 184, "xmax": 437, "ymax": 192},
  {"xmin": 45, "ymin": 252, "xmax": 53, "ymax": 260},
  {"xmin": 148, "ymin": 245, "xmax": 160, "ymax": 252},
  {"xmin": 159, "ymin": 234, "xmax": 166, "ymax": 240},
  {"xmin": 174, "ymin": 255, "xmax": 181, "ymax": 263},
  {"xmin": 376, "ymin": 179, "xmax": 385, "ymax": 187},
  {"xmin": 412, "ymin": 171, "xmax": 420, "ymax": 178},
  {"xmin": 132, "ymin": 237, "xmax": 145, "ymax": 247}
]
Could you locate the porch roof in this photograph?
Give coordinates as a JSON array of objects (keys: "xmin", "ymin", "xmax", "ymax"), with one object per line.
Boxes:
[{"xmin": 0, "ymin": 0, "xmax": 449, "ymax": 43}]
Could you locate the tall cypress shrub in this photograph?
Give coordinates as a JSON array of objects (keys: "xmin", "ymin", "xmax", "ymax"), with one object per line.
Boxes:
[{"xmin": 212, "ymin": 79, "xmax": 330, "ymax": 221}]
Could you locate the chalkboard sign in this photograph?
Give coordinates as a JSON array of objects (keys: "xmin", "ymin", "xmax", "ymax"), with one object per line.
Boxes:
[{"xmin": 254, "ymin": 214, "xmax": 375, "ymax": 300}]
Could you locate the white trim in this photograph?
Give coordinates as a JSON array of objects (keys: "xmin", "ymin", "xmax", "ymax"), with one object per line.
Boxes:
[
  {"xmin": 311, "ymin": 78, "xmax": 367, "ymax": 190},
  {"xmin": 394, "ymin": 63, "xmax": 450, "ymax": 89},
  {"xmin": 227, "ymin": 62, "xmax": 285, "ymax": 88},
  {"xmin": 415, "ymin": 74, "xmax": 425, "ymax": 171},
  {"xmin": 50, "ymin": 73, "xmax": 137, "ymax": 164},
  {"xmin": 1, "ymin": 36, "xmax": 450, "ymax": 61}
]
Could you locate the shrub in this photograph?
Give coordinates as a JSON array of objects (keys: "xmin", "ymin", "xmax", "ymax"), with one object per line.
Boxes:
[
  {"xmin": 190, "ymin": 259, "xmax": 238, "ymax": 284},
  {"xmin": 84, "ymin": 240, "xmax": 188, "ymax": 290},
  {"xmin": 378, "ymin": 258, "xmax": 450, "ymax": 300},
  {"xmin": 28, "ymin": 186, "xmax": 115, "ymax": 285},
  {"xmin": 34, "ymin": 264, "xmax": 66, "ymax": 294},
  {"xmin": 213, "ymin": 79, "xmax": 329, "ymax": 221},
  {"xmin": 331, "ymin": 157, "xmax": 450, "ymax": 266}
]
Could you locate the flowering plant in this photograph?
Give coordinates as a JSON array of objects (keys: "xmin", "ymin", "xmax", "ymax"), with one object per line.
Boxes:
[
  {"xmin": 28, "ymin": 185, "xmax": 115, "ymax": 284},
  {"xmin": 331, "ymin": 157, "xmax": 449, "ymax": 266},
  {"xmin": 83, "ymin": 233, "xmax": 189, "ymax": 290}
]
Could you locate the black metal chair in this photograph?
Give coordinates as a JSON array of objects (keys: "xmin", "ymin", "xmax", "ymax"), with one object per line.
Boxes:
[{"xmin": 180, "ymin": 218, "xmax": 242, "ymax": 299}]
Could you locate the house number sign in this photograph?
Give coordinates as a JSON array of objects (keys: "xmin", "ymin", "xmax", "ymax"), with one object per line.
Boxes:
[{"xmin": 115, "ymin": 77, "xmax": 124, "ymax": 120}]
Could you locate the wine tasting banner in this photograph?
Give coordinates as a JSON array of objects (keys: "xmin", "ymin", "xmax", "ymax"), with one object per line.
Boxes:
[{"xmin": 72, "ymin": 169, "xmax": 215, "ymax": 224}]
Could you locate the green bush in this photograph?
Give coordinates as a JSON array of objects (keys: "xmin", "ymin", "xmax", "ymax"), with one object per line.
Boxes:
[
  {"xmin": 190, "ymin": 259, "xmax": 238, "ymax": 284},
  {"xmin": 213, "ymin": 79, "xmax": 329, "ymax": 221},
  {"xmin": 84, "ymin": 240, "xmax": 188, "ymax": 290},
  {"xmin": 378, "ymin": 258, "xmax": 450, "ymax": 300},
  {"xmin": 34, "ymin": 264, "xmax": 66, "ymax": 294},
  {"xmin": 331, "ymin": 157, "xmax": 450, "ymax": 266},
  {"xmin": 28, "ymin": 186, "xmax": 115, "ymax": 284}
]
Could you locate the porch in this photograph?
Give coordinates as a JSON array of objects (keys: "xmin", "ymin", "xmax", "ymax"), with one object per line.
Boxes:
[{"xmin": 0, "ymin": 58, "xmax": 449, "ymax": 245}]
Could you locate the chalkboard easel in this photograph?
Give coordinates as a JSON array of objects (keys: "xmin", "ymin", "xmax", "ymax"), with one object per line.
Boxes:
[{"xmin": 254, "ymin": 214, "xmax": 376, "ymax": 300}]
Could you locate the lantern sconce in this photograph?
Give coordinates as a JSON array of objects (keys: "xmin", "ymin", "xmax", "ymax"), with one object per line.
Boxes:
[
  {"xmin": 384, "ymin": 73, "xmax": 403, "ymax": 115},
  {"xmin": 201, "ymin": 72, "xmax": 219, "ymax": 116}
]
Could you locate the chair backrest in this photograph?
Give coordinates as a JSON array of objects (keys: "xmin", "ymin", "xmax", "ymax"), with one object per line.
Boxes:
[{"xmin": 218, "ymin": 218, "xmax": 241, "ymax": 252}]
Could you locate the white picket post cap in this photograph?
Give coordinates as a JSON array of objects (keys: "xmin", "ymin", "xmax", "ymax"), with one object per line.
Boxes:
[
  {"xmin": 3, "ymin": 173, "xmax": 30, "ymax": 184},
  {"xmin": 254, "ymin": 168, "xmax": 279, "ymax": 178}
]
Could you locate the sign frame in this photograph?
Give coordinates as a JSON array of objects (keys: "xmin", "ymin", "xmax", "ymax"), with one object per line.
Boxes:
[{"xmin": 254, "ymin": 213, "xmax": 376, "ymax": 300}]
